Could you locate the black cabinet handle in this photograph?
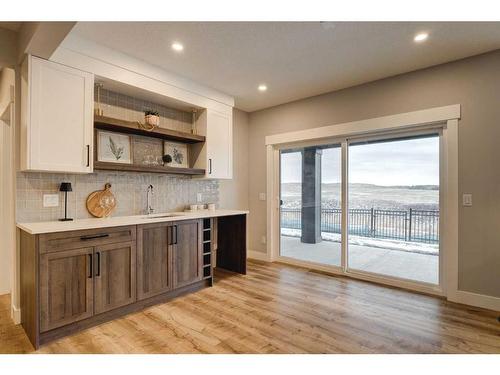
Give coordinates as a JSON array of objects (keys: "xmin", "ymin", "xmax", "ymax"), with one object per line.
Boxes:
[
  {"xmin": 80, "ymin": 233, "xmax": 109, "ymax": 241},
  {"xmin": 86, "ymin": 145, "xmax": 90, "ymax": 167},
  {"xmin": 208, "ymin": 158, "xmax": 212, "ymax": 174},
  {"xmin": 88, "ymin": 254, "xmax": 93, "ymax": 279},
  {"xmin": 95, "ymin": 251, "xmax": 101, "ymax": 277},
  {"xmin": 174, "ymin": 225, "xmax": 178, "ymax": 245}
]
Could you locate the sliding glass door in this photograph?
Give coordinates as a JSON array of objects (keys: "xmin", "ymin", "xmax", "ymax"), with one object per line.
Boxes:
[
  {"xmin": 280, "ymin": 144, "xmax": 342, "ymax": 267},
  {"xmin": 347, "ymin": 134, "xmax": 440, "ymax": 285},
  {"xmin": 278, "ymin": 131, "xmax": 441, "ymax": 288}
]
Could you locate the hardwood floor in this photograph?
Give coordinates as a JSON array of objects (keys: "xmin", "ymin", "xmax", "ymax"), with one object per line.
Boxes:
[
  {"xmin": 1, "ymin": 260, "xmax": 499, "ymax": 353},
  {"xmin": 0, "ymin": 293, "xmax": 33, "ymax": 353}
]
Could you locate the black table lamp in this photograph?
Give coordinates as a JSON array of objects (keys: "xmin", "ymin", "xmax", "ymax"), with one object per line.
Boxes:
[{"xmin": 59, "ymin": 182, "xmax": 73, "ymax": 221}]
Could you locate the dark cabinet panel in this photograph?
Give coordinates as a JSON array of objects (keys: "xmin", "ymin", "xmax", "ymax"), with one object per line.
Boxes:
[
  {"xmin": 94, "ymin": 241, "xmax": 137, "ymax": 314},
  {"xmin": 217, "ymin": 215, "xmax": 247, "ymax": 274},
  {"xmin": 173, "ymin": 220, "xmax": 203, "ymax": 288},
  {"xmin": 40, "ymin": 247, "xmax": 94, "ymax": 332},
  {"xmin": 137, "ymin": 223, "xmax": 172, "ymax": 300}
]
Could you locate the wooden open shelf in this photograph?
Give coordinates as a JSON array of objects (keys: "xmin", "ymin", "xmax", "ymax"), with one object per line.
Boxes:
[
  {"xmin": 94, "ymin": 115, "xmax": 205, "ymax": 144},
  {"xmin": 94, "ymin": 161, "xmax": 205, "ymax": 176},
  {"xmin": 94, "ymin": 115, "xmax": 206, "ymax": 176}
]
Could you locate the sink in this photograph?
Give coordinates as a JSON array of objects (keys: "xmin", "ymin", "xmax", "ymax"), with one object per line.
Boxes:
[{"xmin": 143, "ymin": 213, "xmax": 184, "ymax": 219}]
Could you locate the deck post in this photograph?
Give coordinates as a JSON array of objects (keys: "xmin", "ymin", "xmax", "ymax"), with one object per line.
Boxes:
[{"xmin": 301, "ymin": 147, "xmax": 322, "ymax": 244}]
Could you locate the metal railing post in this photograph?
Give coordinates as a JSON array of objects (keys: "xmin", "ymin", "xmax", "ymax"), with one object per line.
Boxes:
[
  {"xmin": 404, "ymin": 211, "xmax": 408, "ymax": 241},
  {"xmin": 408, "ymin": 208, "xmax": 413, "ymax": 242},
  {"xmin": 370, "ymin": 208, "xmax": 375, "ymax": 236}
]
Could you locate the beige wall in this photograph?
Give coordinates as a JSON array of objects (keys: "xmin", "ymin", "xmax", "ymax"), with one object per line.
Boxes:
[
  {"xmin": 219, "ymin": 108, "xmax": 249, "ymax": 210},
  {"xmin": 0, "ymin": 68, "xmax": 15, "ymax": 296},
  {"xmin": 0, "ymin": 67, "xmax": 15, "ymax": 113},
  {"xmin": 248, "ymin": 49, "xmax": 500, "ymax": 298},
  {"xmin": 0, "ymin": 28, "xmax": 17, "ymax": 68}
]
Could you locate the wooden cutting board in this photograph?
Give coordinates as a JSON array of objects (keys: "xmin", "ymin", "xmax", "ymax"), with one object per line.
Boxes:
[{"xmin": 86, "ymin": 183, "xmax": 117, "ymax": 218}]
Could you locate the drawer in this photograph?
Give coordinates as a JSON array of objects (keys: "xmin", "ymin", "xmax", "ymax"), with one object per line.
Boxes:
[{"xmin": 39, "ymin": 225, "xmax": 136, "ymax": 254}]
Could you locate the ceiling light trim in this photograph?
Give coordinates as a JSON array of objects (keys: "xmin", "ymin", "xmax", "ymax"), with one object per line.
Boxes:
[{"xmin": 414, "ymin": 32, "xmax": 429, "ymax": 42}]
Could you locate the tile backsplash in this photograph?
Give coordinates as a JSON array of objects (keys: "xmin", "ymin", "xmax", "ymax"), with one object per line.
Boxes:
[
  {"xmin": 96, "ymin": 88, "xmax": 193, "ymax": 133},
  {"xmin": 16, "ymin": 89, "xmax": 217, "ymax": 223},
  {"xmin": 16, "ymin": 171, "xmax": 219, "ymax": 223}
]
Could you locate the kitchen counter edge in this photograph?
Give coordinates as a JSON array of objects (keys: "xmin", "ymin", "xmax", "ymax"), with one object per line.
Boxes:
[{"xmin": 16, "ymin": 209, "xmax": 249, "ymax": 234}]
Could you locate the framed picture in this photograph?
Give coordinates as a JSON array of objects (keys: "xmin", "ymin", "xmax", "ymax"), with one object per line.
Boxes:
[
  {"xmin": 163, "ymin": 141, "xmax": 189, "ymax": 168},
  {"xmin": 97, "ymin": 131, "xmax": 132, "ymax": 164}
]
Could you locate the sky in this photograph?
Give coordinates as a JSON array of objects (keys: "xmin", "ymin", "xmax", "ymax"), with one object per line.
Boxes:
[{"xmin": 280, "ymin": 136, "xmax": 439, "ymax": 186}]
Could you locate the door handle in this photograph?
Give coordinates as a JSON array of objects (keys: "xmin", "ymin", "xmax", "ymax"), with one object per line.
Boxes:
[
  {"xmin": 208, "ymin": 158, "xmax": 212, "ymax": 174},
  {"xmin": 88, "ymin": 254, "xmax": 93, "ymax": 279},
  {"xmin": 95, "ymin": 251, "xmax": 101, "ymax": 277},
  {"xmin": 86, "ymin": 145, "xmax": 90, "ymax": 167}
]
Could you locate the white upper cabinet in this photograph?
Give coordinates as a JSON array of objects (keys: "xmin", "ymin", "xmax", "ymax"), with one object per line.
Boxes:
[
  {"xmin": 206, "ymin": 109, "xmax": 232, "ymax": 179},
  {"xmin": 21, "ymin": 55, "xmax": 94, "ymax": 173},
  {"xmin": 192, "ymin": 108, "xmax": 233, "ymax": 179}
]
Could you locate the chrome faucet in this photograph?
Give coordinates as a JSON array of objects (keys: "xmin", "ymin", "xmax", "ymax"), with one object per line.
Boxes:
[{"xmin": 146, "ymin": 184, "xmax": 154, "ymax": 215}]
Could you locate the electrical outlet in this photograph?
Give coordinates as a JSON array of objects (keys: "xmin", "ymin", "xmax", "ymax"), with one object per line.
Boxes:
[
  {"xmin": 197, "ymin": 193, "xmax": 202, "ymax": 203},
  {"xmin": 43, "ymin": 194, "xmax": 59, "ymax": 208},
  {"xmin": 259, "ymin": 193, "xmax": 266, "ymax": 201},
  {"xmin": 261, "ymin": 235, "xmax": 266, "ymax": 244},
  {"xmin": 462, "ymin": 193, "xmax": 472, "ymax": 207}
]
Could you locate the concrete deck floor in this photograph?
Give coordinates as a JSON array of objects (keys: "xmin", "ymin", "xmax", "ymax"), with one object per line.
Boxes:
[{"xmin": 280, "ymin": 236, "xmax": 439, "ymax": 285}]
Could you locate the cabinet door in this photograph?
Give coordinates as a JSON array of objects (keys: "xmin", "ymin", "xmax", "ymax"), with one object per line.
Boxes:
[
  {"xmin": 172, "ymin": 220, "xmax": 203, "ymax": 288},
  {"xmin": 40, "ymin": 247, "xmax": 94, "ymax": 332},
  {"xmin": 137, "ymin": 223, "xmax": 173, "ymax": 300},
  {"xmin": 25, "ymin": 55, "xmax": 93, "ymax": 173},
  {"xmin": 206, "ymin": 109, "xmax": 232, "ymax": 179},
  {"xmin": 94, "ymin": 241, "xmax": 136, "ymax": 314}
]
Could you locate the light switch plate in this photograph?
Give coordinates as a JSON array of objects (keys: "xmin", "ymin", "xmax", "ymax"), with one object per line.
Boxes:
[
  {"xmin": 259, "ymin": 193, "xmax": 266, "ymax": 201},
  {"xmin": 43, "ymin": 194, "xmax": 59, "ymax": 208},
  {"xmin": 462, "ymin": 193, "xmax": 473, "ymax": 207}
]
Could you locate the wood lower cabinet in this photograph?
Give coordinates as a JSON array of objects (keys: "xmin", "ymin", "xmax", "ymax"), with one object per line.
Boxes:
[
  {"xmin": 94, "ymin": 241, "xmax": 136, "ymax": 314},
  {"xmin": 137, "ymin": 223, "xmax": 172, "ymax": 300},
  {"xmin": 172, "ymin": 220, "xmax": 203, "ymax": 288},
  {"xmin": 20, "ymin": 216, "xmax": 246, "ymax": 349},
  {"xmin": 40, "ymin": 247, "xmax": 94, "ymax": 332},
  {"xmin": 40, "ymin": 240, "xmax": 137, "ymax": 331},
  {"xmin": 137, "ymin": 220, "xmax": 202, "ymax": 296}
]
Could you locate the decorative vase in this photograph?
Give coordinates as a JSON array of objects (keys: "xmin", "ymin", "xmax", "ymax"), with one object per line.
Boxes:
[{"xmin": 145, "ymin": 114, "xmax": 160, "ymax": 127}]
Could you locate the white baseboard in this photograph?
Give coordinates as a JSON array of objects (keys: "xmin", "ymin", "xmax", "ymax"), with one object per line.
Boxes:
[
  {"xmin": 448, "ymin": 290, "xmax": 500, "ymax": 312},
  {"xmin": 247, "ymin": 250, "xmax": 271, "ymax": 262},
  {"xmin": 11, "ymin": 304, "xmax": 21, "ymax": 324}
]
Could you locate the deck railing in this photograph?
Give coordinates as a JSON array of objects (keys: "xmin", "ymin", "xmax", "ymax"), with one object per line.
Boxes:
[{"xmin": 280, "ymin": 208, "xmax": 439, "ymax": 244}]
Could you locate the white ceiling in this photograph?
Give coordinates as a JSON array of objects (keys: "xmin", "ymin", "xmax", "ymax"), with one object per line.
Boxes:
[{"xmin": 72, "ymin": 22, "xmax": 500, "ymax": 112}]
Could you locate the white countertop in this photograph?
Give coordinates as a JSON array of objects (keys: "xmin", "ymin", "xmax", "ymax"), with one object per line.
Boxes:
[{"xmin": 16, "ymin": 209, "xmax": 249, "ymax": 235}]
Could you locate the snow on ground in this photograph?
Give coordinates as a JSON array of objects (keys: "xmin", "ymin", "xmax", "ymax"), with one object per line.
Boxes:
[{"xmin": 280, "ymin": 228, "xmax": 438, "ymax": 256}]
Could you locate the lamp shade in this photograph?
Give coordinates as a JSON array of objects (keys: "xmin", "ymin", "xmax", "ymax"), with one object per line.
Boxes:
[{"xmin": 59, "ymin": 182, "xmax": 73, "ymax": 192}]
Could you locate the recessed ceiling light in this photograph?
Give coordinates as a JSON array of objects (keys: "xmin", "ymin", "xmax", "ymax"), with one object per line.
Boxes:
[
  {"xmin": 258, "ymin": 84, "xmax": 267, "ymax": 92},
  {"xmin": 171, "ymin": 42, "xmax": 184, "ymax": 52},
  {"xmin": 414, "ymin": 33, "xmax": 429, "ymax": 42}
]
